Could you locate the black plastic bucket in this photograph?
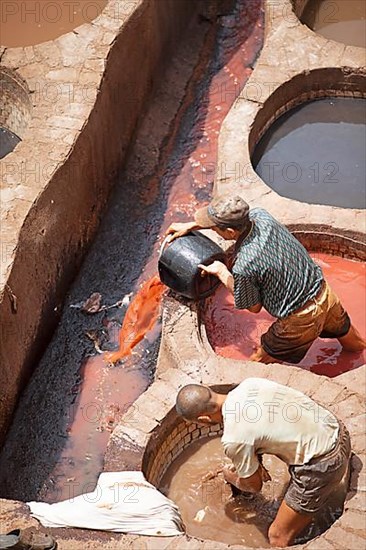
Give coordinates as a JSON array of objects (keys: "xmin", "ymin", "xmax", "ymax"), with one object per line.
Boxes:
[{"xmin": 158, "ymin": 231, "xmax": 226, "ymax": 300}]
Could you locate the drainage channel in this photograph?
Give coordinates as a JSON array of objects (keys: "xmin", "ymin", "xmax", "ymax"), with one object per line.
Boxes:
[{"xmin": 0, "ymin": 0, "xmax": 264, "ymax": 503}]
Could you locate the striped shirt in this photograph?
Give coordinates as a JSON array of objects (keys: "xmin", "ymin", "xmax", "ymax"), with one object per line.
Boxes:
[{"xmin": 233, "ymin": 208, "xmax": 323, "ymax": 319}]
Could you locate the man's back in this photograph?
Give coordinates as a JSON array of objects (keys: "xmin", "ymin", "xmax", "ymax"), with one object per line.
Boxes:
[
  {"xmin": 233, "ymin": 208, "xmax": 323, "ymax": 318},
  {"xmin": 222, "ymin": 378, "xmax": 339, "ymax": 478}
]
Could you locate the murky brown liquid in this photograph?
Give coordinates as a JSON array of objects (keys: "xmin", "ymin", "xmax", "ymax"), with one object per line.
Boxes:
[
  {"xmin": 302, "ymin": 0, "xmax": 366, "ymax": 48},
  {"xmin": 0, "ymin": 0, "xmax": 107, "ymax": 47},
  {"xmin": 161, "ymin": 437, "xmax": 288, "ymax": 547},
  {"xmin": 0, "ymin": 127, "xmax": 21, "ymax": 159},
  {"xmin": 253, "ymin": 98, "xmax": 366, "ymax": 209},
  {"xmin": 161, "ymin": 437, "xmax": 348, "ymax": 547}
]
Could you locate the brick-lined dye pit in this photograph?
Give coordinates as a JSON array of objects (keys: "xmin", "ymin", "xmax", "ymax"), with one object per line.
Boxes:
[
  {"xmin": 143, "ymin": 399, "xmax": 349, "ymax": 547},
  {"xmin": 252, "ymin": 97, "xmax": 366, "ymax": 209},
  {"xmin": 299, "ymin": 0, "xmax": 366, "ymax": 49},
  {"xmin": 160, "ymin": 436, "xmax": 288, "ymax": 548},
  {"xmin": 144, "ymin": 415, "xmax": 222, "ymax": 489},
  {"xmin": 0, "ymin": 68, "xmax": 32, "ymax": 158},
  {"xmin": 203, "ymin": 234, "xmax": 366, "ymax": 377}
]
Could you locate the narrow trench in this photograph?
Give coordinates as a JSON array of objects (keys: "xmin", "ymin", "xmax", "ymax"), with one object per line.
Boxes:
[{"xmin": 0, "ymin": 0, "xmax": 264, "ymax": 503}]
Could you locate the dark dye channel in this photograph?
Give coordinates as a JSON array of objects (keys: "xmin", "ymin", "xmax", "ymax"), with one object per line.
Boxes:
[
  {"xmin": 0, "ymin": 127, "xmax": 21, "ymax": 159},
  {"xmin": 161, "ymin": 437, "xmax": 348, "ymax": 547},
  {"xmin": 252, "ymin": 97, "xmax": 366, "ymax": 209},
  {"xmin": 302, "ymin": 0, "xmax": 366, "ymax": 48},
  {"xmin": 0, "ymin": 0, "xmax": 264, "ymax": 502}
]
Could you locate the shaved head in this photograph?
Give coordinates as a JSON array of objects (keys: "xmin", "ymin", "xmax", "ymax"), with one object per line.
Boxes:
[{"xmin": 176, "ymin": 384, "xmax": 217, "ymax": 421}]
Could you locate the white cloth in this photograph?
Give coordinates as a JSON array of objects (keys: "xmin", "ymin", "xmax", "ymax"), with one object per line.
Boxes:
[
  {"xmin": 222, "ymin": 378, "xmax": 339, "ymax": 478},
  {"xmin": 27, "ymin": 471, "xmax": 184, "ymax": 536}
]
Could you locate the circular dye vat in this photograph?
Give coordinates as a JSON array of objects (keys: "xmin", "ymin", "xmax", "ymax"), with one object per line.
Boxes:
[
  {"xmin": 1, "ymin": 0, "xmax": 107, "ymax": 47},
  {"xmin": 252, "ymin": 98, "xmax": 366, "ymax": 209},
  {"xmin": 301, "ymin": 0, "xmax": 366, "ymax": 49},
  {"xmin": 0, "ymin": 127, "xmax": 21, "ymax": 159},
  {"xmin": 160, "ymin": 436, "xmax": 347, "ymax": 547},
  {"xmin": 203, "ymin": 253, "xmax": 366, "ymax": 377}
]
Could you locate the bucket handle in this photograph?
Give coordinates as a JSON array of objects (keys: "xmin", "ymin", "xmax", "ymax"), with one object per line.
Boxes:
[{"xmin": 159, "ymin": 235, "xmax": 172, "ymax": 258}]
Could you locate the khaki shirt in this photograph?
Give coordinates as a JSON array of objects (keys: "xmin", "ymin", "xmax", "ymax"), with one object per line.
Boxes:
[{"xmin": 222, "ymin": 378, "xmax": 339, "ymax": 478}]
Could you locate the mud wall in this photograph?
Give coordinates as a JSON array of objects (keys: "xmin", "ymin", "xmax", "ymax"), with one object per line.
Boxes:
[{"xmin": 0, "ymin": 0, "xmax": 198, "ymax": 445}]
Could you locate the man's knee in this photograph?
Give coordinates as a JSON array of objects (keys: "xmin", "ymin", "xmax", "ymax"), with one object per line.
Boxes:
[
  {"xmin": 268, "ymin": 522, "xmax": 292, "ymax": 548},
  {"xmin": 250, "ymin": 346, "xmax": 278, "ymax": 364}
]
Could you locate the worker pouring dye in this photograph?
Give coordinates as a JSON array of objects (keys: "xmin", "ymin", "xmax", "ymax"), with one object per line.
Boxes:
[
  {"xmin": 166, "ymin": 195, "xmax": 366, "ymax": 364},
  {"xmin": 176, "ymin": 378, "xmax": 351, "ymax": 548}
]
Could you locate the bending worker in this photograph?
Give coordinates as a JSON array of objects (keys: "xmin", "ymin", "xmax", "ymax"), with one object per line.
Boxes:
[
  {"xmin": 176, "ymin": 378, "xmax": 351, "ymax": 547},
  {"xmin": 166, "ymin": 195, "xmax": 365, "ymax": 364}
]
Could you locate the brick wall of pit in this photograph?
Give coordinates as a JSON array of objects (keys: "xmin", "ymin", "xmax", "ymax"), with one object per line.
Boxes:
[
  {"xmin": 0, "ymin": 68, "xmax": 31, "ymax": 138},
  {"xmin": 293, "ymin": 232, "xmax": 366, "ymax": 262},
  {"xmin": 145, "ymin": 416, "xmax": 222, "ymax": 488},
  {"xmin": 248, "ymin": 68, "xmax": 365, "ymax": 156}
]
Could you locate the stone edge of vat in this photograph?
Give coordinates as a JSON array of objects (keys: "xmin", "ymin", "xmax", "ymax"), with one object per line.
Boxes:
[{"xmin": 214, "ymin": 0, "xmax": 366, "ymax": 236}]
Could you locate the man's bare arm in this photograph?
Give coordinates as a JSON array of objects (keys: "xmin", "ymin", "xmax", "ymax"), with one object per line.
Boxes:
[
  {"xmin": 198, "ymin": 262, "xmax": 234, "ymax": 293},
  {"xmin": 223, "ymin": 465, "xmax": 263, "ymax": 493},
  {"xmin": 247, "ymin": 303, "xmax": 262, "ymax": 313},
  {"xmin": 165, "ymin": 221, "xmax": 199, "ymax": 242},
  {"xmin": 198, "ymin": 265, "xmax": 263, "ymax": 313}
]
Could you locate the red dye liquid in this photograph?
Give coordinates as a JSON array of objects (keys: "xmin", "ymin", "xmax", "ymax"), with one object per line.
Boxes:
[
  {"xmin": 105, "ymin": 276, "xmax": 166, "ymax": 363},
  {"xmin": 45, "ymin": 354, "xmax": 148, "ymax": 502},
  {"xmin": 43, "ymin": 277, "xmax": 165, "ymax": 501},
  {"xmin": 204, "ymin": 253, "xmax": 366, "ymax": 377},
  {"xmin": 142, "ymin": 0, "xmax": 264, "ymax": 277}
]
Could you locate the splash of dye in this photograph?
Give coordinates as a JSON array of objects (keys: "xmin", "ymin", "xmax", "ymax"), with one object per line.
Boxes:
[{"xmin": 105, "ymin": 275, "xmax": 166, "ymax": 363}]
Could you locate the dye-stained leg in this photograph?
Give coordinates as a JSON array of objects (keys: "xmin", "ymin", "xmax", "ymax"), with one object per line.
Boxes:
[
  {"xmin": 338, "ymin": 324, "xmax": 366, "ymax": 353},
  {"xmin": 249, "ymin": 346, "xmax": 278, "ymax": 364},
  {"xmin": 268, "ymin": 500, "xmax": 313, "ymax": 548}
]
